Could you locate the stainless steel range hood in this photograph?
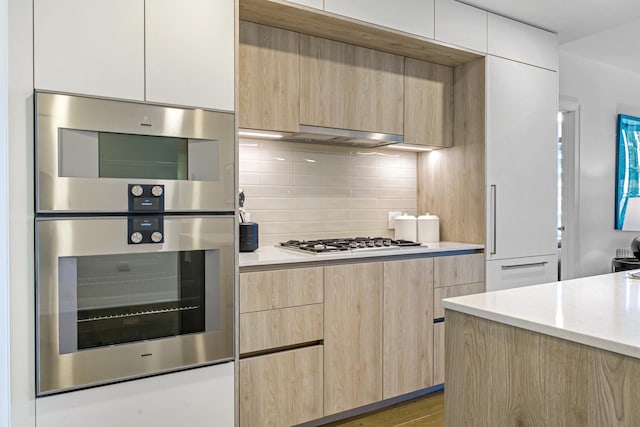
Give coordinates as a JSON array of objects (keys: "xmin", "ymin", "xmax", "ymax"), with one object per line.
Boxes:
[{"xmin": 239, "ymin": 124, "xmax": 404, "ymax": 147}]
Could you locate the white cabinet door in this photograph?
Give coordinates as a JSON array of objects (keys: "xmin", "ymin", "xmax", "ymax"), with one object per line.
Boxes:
[
  {"xmin": 487, "ymin": 13, "xmax": 558, "ymax": 71},
  {"xmin": 285, "ymin": 0, "xmax": 323, "ymax": 9},
  {"xmin": 486, "ymin": 56, "xmax": 557, "ymax": 261},
  {"xmin": 36, "ymin": 362, "xmax": 235, "ymax": 427},
  {"xmin": 434, "ymin": 0, "xmax": 487, "ymax": 52},
  {"xmin": 34, "ymin": 0, "xmax": 145, "ymax": 101},
  {"xmin": 324, "ymin": 0, "xmax": 435, "ymax": 39},
  {"xmin": 486, "ymin": 255, "xmax": 558, "ymax": 291},
  {"xmin": 145, "ymin": 0, "xmax": 235, "ymax": 111}
]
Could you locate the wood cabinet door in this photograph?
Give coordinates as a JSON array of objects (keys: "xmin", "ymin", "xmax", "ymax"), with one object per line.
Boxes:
[
  {"xmin": 324, "ymin": 263, "xmax": 383, "ymax": 415},
  {"xmin": 434, "ymin": 253, "xmax": 485, "ymax": 288},
  {"xmin": 404, "ymin": 58, "xmax": 453, "ymax": 147},
  {"xmin": 34, "ymin": 0, "xmax": 145, "ymax": 101},
  {"xmin": 239, "ymin": 21, "xmax": 300, "ymax": 132},
  {"xmin": 383, "ymin": 258, "xmax": 434, "ymax": 398},
  {"xmin": 145, "ymin": 0, "xmax": 235, "ymax": 110},
  {"xmin": 300, "ymin": 35, "xmax": 404, "ymax": 135},
  {"xmin": 239, "ymin": 346, "xmax": 323, "ymax": 427}
]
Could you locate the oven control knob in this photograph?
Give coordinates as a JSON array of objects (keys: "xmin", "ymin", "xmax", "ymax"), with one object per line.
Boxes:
[
  {"xmin": 131, "ymin": 185, "xmax": 144, "ymax": 197},
  {"xmin": 130, "ymin": 232, "xmax": 143, "ymax": 244},
  {"xmin": 151, "ymin": 231, "xmax": 163, "ymax": 243},
  {"xmin": 151, "ymin": 185, "xmax": 163, "ymax": 197}
]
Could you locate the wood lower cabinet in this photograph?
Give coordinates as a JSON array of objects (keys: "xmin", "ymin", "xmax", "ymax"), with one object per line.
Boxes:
[
  {"xmin": 239, "ymin": 21, "xmax": 300, "ymax": 132},
  {"xmin": 434, "ymin": 252, "xmax": 485, "ymax": 288},
  {"xmin": 383, "ymin": 258, "xmax": 434, "ymax": 398},
  {"xmin": 239, "ymin": 346, "xmax": 324, "ymax": 427},
  {"xmin": 433, "ymin": 322, "xmax": 445, "ymax": 384},
  {"xmin": 324, "ymin": 262, "xmax": 383, "ymax": 415},
  {"xmin": 299, "ymin": 34, "xmax": 404, "ymax": 135}
]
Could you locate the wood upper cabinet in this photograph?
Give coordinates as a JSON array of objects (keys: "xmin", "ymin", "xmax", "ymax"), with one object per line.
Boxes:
[
  {"xmin": 324, "ymin": 0, "xmax": 435, "ymax": 40},
  {"xmin": 404, "ymin": 58, "xmax": 453, "ymax": 147},
  {"xmin": 300, "ymin": 35, "xmax": 404, "ymax": 135},
  {"xmin": 324, "ymin": 262, "xmax": 383, "ymax": 415},
  {"xmin": 239, "ymin": 346, "xmax": 324, "ymax": 427},
  {"xmin": 383, "ymin": 258, "xmax": 434, "ymax": 398},
  {"xmin": 239, "ymin": 21, "xmax": 300, "ymax": 132},
  {"xmin": 34, "ymin": 0, "xmax": 234, "ymax": 110}
]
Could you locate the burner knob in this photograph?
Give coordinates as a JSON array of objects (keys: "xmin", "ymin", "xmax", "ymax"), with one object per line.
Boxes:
[
  {"xmin": 349, "ymin": 242, "xmax": 358, "ymax": 248},
  {"xmin": 383, "ymin": 239, "xmax": 392, "ymax": 246},
  {"xmin": 151, "ymin": 185, "xmax": 163, "ymax": 197},
  {"xmin": 151, "ymin": 231, "xmax": 163, "ymax": 243},
  {"xmin": 130, "ymin": 232, "xmax": 143, "ymax": 244},
  {"xmin": 375, "ymin": 240, "xmax": 383, "ymax": 247},
  {"xmin": 131, "ymin": 185, "xmax": 144, "ymax": 197},
  {"xmin": 366, "ymin": 241, "xmax": 374, "ymax": 247}
]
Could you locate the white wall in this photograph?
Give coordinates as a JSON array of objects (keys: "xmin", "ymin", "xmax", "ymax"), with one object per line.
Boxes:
[
  {"xmin": 0, "ymin": 0, "xmax": 9, "ymax": 424},
  {"xmin": 239, "ymin": 139, "xmax": 418, "ymax": 245},
  {"xmin": 559, "ymin": 51, "xmax": 640, "ymax": 277},
  {"xmin": 8, "ymin": 0, "xmax": 35, "ymax": 426}
]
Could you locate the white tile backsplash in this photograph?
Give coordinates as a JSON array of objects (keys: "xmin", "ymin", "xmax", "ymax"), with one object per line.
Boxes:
[{"xmin": 239, "ymin": 140, "xmax": 417, "ymax": 245}]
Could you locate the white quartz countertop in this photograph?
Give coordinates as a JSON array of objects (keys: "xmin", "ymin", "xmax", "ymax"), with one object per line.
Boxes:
[
  {"xmin": 443, "ymin": 271, "xmax": 640, "ymax": 359},
  {"xmin": 239, "ymin": 241, "xmax": 484, "ymax": 268}
]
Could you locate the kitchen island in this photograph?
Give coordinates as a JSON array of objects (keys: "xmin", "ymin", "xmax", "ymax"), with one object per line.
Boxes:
[{"xmin": 443, "ymin": 271, "xmax": 640, "ymax": 426}]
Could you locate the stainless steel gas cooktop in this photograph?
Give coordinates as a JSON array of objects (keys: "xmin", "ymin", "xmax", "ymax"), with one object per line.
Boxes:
[{"xmin": 278, "ymin": 237, "xmax": 422, "ymax": 254}]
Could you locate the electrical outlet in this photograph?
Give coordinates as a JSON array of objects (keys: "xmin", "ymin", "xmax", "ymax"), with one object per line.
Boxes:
[{"xmin": 388, "ymin": 211, "xmax": 401, "ymax": 229}]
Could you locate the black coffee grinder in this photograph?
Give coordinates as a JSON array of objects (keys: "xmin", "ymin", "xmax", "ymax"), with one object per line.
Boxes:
[{"xmin": 238, "ymin": 189, "xmax": 258, "ymax": 252}]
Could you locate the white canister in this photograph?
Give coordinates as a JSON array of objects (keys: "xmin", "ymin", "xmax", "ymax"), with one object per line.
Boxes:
[
  {"xmin": 394, "ymin": 213, "xmax": 417, "ymax": 242},
  {"xmin": 417, "ymin": 213, "xmax": 439, "ymax": 243}
]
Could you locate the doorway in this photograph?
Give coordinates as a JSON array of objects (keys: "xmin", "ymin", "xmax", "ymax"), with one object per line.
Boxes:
[{"xmin": 558, "ymin": 100, "xmax": 580, "ymax": 280}]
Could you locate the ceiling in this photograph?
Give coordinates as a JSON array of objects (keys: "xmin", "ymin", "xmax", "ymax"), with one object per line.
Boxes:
[{"xmin": 460, "ymin": 0, "xmax": 640, "ymax": 73}]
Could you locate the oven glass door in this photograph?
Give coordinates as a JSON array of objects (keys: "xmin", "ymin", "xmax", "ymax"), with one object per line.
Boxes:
[
  {"xmin": 35, "ymin": 91, "xmax": 235, "ymax": 213},
  {"xmin": 36, "ymin": 216, "xmax": 234, "ymax": 396}
]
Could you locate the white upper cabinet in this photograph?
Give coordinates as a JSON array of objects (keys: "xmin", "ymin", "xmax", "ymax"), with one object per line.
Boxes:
[
  {"xmin": 324, "ymin": 0, "xmax": 435, "ymax": 39},
  {"xmin": 34, "ymin": 0, "xmax": 145, "ymax": 101},
  {"xmin": 145, "ymin": 0, "xmax": 234, "ymax": 111},
  {"xmin": 285, "ymin": 0, "xmax": 323, "ymax": 9},
  {"xmin": 34, "ymin": 0, "xmax": 234, "ymax": 111},
  {"xmin": 434, "ymin": 0, "xmax": 487, "ymax": 53},
  {"xmin": 487, "ymin": 13, "xmax": 558, "ymax": 71},
  {"xmin": 485, "ymin": 56, "xmax": 558, "ymax": 261}
]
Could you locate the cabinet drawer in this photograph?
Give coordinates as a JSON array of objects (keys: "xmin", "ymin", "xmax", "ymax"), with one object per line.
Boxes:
[
  {"xmin": 239, "ymin": 267, "xmax": 323, "ymax": 313},
  {"xmin": 433, "ymin": 282, "xmax": 485, "ymax": 319},
  {"xmin": 486, "ymin": 254, "xmax": 557, "ymax": 292},
  {"xmin": 239, "ymin": 345, "xmax": 323, "ymax": 427},
  {"xmin": 239, "ymin": 304, "xmax": 323, "ymax": 354},
  {"xmin": 434, "ymin": 253, "xmax": 484, "ymax": 287},
  {"xmin": 433, "ymin": 322, "xmax": 445, "ymax": 385}
]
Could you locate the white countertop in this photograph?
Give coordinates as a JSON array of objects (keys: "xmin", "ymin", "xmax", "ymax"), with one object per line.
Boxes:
[
  {"xmin": 443, "ymin": 271, "xmax": 640, "ymax": 359},
  {"xmin": 239, "ymin": 241, "xmax": 484, "ymax": 268}
]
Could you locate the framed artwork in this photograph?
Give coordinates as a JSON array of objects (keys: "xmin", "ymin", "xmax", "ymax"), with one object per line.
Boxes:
[{"xmin": 616, "ymin": 114, "xmax": 640, "ymax": 230}]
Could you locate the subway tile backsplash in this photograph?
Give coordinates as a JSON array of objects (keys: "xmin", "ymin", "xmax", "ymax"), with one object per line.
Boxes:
[{"xmin": 239, "ymin": 139, "xmax": 417, "ymax": 245}]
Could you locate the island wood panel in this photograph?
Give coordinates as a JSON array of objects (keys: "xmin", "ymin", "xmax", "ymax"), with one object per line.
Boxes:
[
  {"xmin": 239, "ymin": 0, "xmax": 482, "ymax": 66},
  {"xmin": 418, "ymin": 57, "xmax": 485, "ymax": 244},
  {"xmin": 404, "ymin": 58, "xmax": 453, "ymax": 147},
  {"xmin": 239, "ymin": 345, "xmax": 323, "ymax": 427},
  {"xmin": 433, "ymin": 322, "xmax": 445, "ymax": 385},
  {"xmin": 324, "ymin": 262, "xmax": 383, "ymax": 415},
  {"xmin": 433, "ymin": 253, "xmax": 485, "ymax": 288},
  {"xmin": 433, "ymin": 281, "xmax": 485, "ymax": 319},
  {"xmin": 446, "ymin": 310, "xmax": 640, "ymax": 427},
  {"xmin": 239, "ymin": 21, "xmax": 300, "ymax": 132},
  {"xmin": 239, "ymin": 267, "xmax": 323, "ymax": 313},
  {"xmin": 239, "ymin": 304, "xmax": 323, "ymax": 354},
  {"xmin": 299, "ymin": 34, "xmax": 404, "ymax": 135},
  {"xmin": 382, "ymin": 258, "xmax": 434, "ymax": 398}
]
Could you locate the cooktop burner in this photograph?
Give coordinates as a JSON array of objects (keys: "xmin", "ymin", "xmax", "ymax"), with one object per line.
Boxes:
[{"xmin": 278, "ymin": 237, "xmax": 422, "ymax": 254}]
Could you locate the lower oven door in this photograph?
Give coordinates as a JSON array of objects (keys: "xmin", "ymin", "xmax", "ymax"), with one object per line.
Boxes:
[{"xmin": 36, "ymin": 215, "xmax": 234, "ymax": 396}]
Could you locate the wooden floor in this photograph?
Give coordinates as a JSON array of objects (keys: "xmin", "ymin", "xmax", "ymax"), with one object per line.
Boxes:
[{"xmin": 322, "ymin": 391, "xmax": 444, "ymax": 427}]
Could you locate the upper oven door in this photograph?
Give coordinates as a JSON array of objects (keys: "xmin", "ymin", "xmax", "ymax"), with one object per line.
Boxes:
[{"xmin": 35, "ymin": 92, "xmax": 235, "ymax": 213}]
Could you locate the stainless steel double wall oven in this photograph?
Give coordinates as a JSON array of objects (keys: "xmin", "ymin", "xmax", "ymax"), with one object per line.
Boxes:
[{"xmin": 35, "ymin": 92, "xmax": 236, "ymax": 395}]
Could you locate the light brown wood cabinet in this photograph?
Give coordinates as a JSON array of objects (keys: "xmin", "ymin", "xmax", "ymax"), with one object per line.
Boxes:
[
  {"xmin": 239, "ymin": 345, "xmax": 324, "ymax": 427},
  {"xmin": 382, "ymin": 258, "xmax": 434, "ymax": 399},
  {"xmin": 299, "ymin": 34, "xmax": 404, "ymax": 135},
  {"xmin": 239, "ymin": 21, "xmax": 300, "ymax": 132},
  {"xmin": 324, "ymin": 262, "xmax": 383, "ymax": 415},
  {"xmin": 434, "ymin": 252, "xmax": 485, "ymax": 288},
  {"xmin": 404, "ymin": 58, "xmax": 454, "ymax": 147}
]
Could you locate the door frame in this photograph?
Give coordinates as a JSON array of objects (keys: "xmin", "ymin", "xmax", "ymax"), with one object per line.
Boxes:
[{"xmin": 559, "ymin": 97, "xmax": 581, "ymax": 280}]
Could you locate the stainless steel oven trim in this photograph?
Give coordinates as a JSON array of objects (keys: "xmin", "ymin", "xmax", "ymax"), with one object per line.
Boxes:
[
  {"xmin": 35, "ymin": 91, "xmax": 235, "ymax": 213},
  {"xmin": 35, "ymin": 215, "xmax": 235, "ymax": 395}
]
